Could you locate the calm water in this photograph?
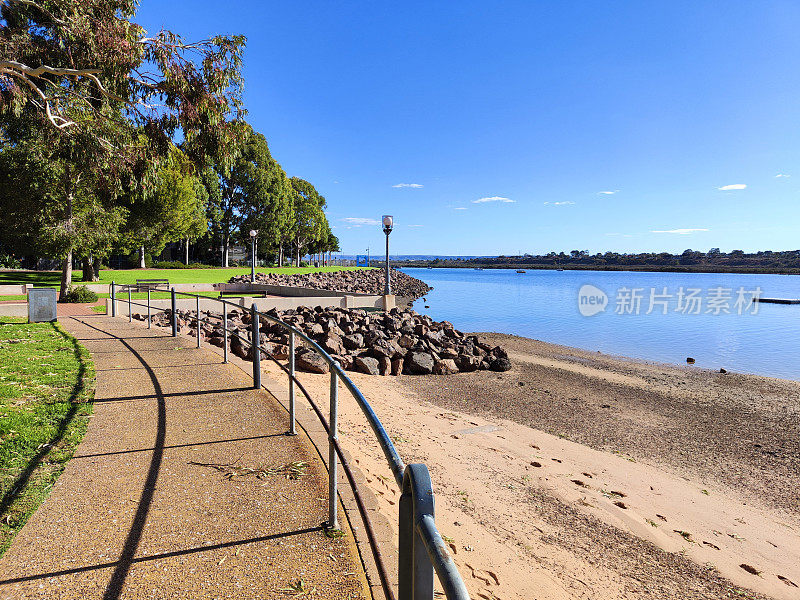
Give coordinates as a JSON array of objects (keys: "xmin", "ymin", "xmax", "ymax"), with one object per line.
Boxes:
[{"xmin": 405, "ymin": 267, "xmax": 800, "ymax": 380}]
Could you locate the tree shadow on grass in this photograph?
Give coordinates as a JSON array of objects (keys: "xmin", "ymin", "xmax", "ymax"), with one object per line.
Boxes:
[{"xmin": 0, "ymin": 321, "xmax": 92, "ymax": 550}]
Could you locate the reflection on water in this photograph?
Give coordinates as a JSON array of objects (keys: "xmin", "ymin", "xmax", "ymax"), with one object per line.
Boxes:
[{"xmin": 406, "ymin": 268, "xmax": 800, "ymax": 380}]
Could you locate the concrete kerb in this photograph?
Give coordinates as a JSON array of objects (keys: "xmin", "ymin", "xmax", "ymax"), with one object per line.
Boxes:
[
  {"xmin": 119, "ymin": 314, "xmax": 394, "ymax": 600},
  {"xmin": 108, "ymin": 294, "xmax": 396, "ymax": 315}
]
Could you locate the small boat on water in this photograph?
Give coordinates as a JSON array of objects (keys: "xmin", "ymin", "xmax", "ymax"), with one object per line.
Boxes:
[
  {"xmin": 557, "ymin": 268, "xmax": 564, "ymax": 271},
  {"xmin": 516, "ymin": 269, "xmax": 526, "ymax": 273}
]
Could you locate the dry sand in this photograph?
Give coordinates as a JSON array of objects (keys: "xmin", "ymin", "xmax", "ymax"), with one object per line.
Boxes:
[{"xmin": 289, "ymin": 334, "xmax": 800, "ymax": 600}]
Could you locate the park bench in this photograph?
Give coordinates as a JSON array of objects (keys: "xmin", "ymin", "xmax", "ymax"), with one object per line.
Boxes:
[{"xmin": 119, "ymin": 279, "xmax": 170, "ymax": 293}]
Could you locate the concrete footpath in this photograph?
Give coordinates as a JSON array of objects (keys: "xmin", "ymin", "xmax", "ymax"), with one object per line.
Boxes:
[{"xmin": 0, "ymin": 314, "xmax": 370, "ymax": 600}]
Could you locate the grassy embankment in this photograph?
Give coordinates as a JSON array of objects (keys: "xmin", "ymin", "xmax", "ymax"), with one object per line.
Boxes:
[
  {"xmin": 0, "ymin": 265, "xmax": 363, "ymax": 288},
  {"xmin": 0, "ymin": 318, "xmax": 94, "ymax": 556},
  {"xmin": 0, "ymin": 266, "xmax": 368, "ymax": 304}
]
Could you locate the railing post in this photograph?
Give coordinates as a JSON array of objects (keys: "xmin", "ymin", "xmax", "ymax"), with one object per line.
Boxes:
[
  {"xmin": 128, "ymin": 288, "xmax": 132, "ymax": 322},
  {"xmin": 111, "ymin": 281, "xmax": 116, "ymax": 317},
  {"xmin": 222, "ymin": 301, "xmax": 229, "ymax": 363},
  {"xmin": 399, "ymin": 465, "xmax": 435, "ymax": 600},
  {"xmin": 147, "ymin": 288, "xmax": 151, "ymax": 329},
  {"xmin": 287, "ymin": 331, "xmax": 296, "ymax": 435},
  {"xmin": 171, "ymin": 288, "xmax": 177, "ymax": 337},
  {"xmin": 251, "ymin": 303, "xmax": 261, "ymax": 389},
  {"xmin": 328, "ymin": 364, "xmax": 339, "ymax": 529},
  {"xmin": 196, "ymin": 295, "xmax": 201, "ymax": 348}
]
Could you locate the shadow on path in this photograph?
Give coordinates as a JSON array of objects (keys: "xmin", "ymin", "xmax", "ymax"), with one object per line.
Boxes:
[
  {"xmin": 73, "ymin": 433, "xmax": 288, "ymax": 460},
  {"xmin": 71, "ymin": 317, "xmax": 167, "ymax": 600},
  {"xmin": 0, "ymin": 526, "xmax": 322, "ymax": 586}
]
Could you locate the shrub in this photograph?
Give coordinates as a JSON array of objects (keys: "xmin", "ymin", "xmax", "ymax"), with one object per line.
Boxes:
[
  {"xmin": 63, "ymin": 285, "xmax": 98, "ymax": 303},
  {"xmin": 151, "ymin": 261, "xmax": 216, "ymax": 269},
  {"xmin": 0, "ymin": 253, "xmax": 21, "ymax": 269}
]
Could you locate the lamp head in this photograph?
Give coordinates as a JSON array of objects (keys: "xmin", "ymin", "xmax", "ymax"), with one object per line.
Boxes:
[
  {"xmin": 249, "ymin": 229, "xmax": 258, "ymax": 238},
  {"xmin": 382, "ymin": 215, "xmax": 394, "ymax": 234}
]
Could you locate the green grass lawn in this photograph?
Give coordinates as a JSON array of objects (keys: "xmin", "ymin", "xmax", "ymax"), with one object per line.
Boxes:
[
  {"xmin": 0, "ymin": 266, "xmax": 366, "ymax": 289},
  {"xmin": 0, "ymin": 318, "xmax": 94, "ymax": 557}
]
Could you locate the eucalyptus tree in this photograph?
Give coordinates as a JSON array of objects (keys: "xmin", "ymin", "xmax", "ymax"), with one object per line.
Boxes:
[
  {"xmin": 205, "ymin": 123, "xmax": 294, "ymax": 267},
  {"xmin": 0, "ymin": 135, "xmax": 126, "ymax": 280},
  {"xmin": 0, "ymin": 0, "xmax": 245, "ymax": 298},
  {"xmin": 288, "ymin": 177, "xmax": 325, "ymax": 266},
  {"xmin": 120, "ymin": 146, "xmax": 207, "ymax": 267}
]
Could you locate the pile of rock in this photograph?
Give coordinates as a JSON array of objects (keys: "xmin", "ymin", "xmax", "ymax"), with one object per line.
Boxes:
[
  {"xmin": 227, "ymin": 268, "xmax": 432, "ymax": 300},
  {"xmin": 143, "ymin": 306, "xmax": 511, "ymax": 376}
]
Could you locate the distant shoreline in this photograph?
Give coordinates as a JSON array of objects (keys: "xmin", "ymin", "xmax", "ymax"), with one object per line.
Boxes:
[{"xmin": 395, "ymin": 262, "xmax": 800, "ymax": 275}]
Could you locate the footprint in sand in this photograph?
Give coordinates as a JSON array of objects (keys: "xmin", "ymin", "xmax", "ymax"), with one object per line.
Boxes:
[
  {"xmin": 571, "ymin": 479, "xmax": 588, "ymax": 488},
  {"xmin": 777, "ymin": 575, "xmax": 798, "ymax": 588},
  {"xmin": 614, "ymin": 501, "xmax": 627, "ymax": 509},
  {"xmin": 740, "ymin": 564, "xmax": 761, "ymax": 576},
  {"xmin": 551, "ymin": 458, "xmax": 562, "ymax": 463},
  {"xmin": 530, "ymin": 461, "xmax": 542, "ymax": 468},
  {"xmin": 582, "ymin": 472, "xmax": 593, "ymax": 478},
  {"xmin": 465, "ymin": 563, "xmax": 500, "ymax": 587},
  {"xmin": 674, "ymin": 530, "xmax": 694, "ymax": 543},
  {"xmin": 703, "ymin": 541, "xmax": 720, "ymax": 550}
]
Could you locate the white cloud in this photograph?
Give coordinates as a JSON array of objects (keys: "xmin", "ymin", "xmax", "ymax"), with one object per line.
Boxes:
[
  {"xmin": 544, "ymin": 201, "xmax": 575, "ymax": 206},
  {"xmin": 473, "ymin": 196, "xmax": 515, "ymax": 204},
  {"xmin": 776, "ymin": 173, "xmax": 791, "ymax": 178},
  {"xmin": 598, "ymin": 190, "xmax": 619, "ymax": 195},
  {"xmin": 717, "ymin": 184, "xmax": 747, "ymax": 191},
  {"xmin": 651, "ymin": 228, "xmax": 709, "ymax": 235},
  {"xmin": 342, "ymin": 217, "xmax": 381, "ymax": 227},
  {"xmin": 392, "ymin": 183, "xmax": 423, "ymax": 188},
  {"xmin": 408, "ymin": 224, "xmax": 424, "ymax": 228},
  {"xmin": 453, "ymin": 207, "xmax": 468, "ymax": 210}
]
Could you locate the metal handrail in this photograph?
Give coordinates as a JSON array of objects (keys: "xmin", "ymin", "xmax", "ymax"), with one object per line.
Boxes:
[{"xmin": 110, "ymin": 282, "xmax": 470, "ymax": 600}]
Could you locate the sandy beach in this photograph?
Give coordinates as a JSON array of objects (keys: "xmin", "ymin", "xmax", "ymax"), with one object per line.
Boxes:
[{"xmin": 286, "ymin": 333, "xmax": 800, "ymax": 600}]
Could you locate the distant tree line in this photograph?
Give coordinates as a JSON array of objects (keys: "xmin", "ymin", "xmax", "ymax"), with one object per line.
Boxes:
[
  {"xmin": 395, "ymin": 249, "xmax": 800, "ymax": 274},
  {"xmin": 0, "ymin": 0, "xmax": 338, "ymax": 298}
]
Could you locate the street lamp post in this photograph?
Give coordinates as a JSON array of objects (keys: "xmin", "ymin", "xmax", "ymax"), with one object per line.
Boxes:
[
  {"xmin": 249, "ymin": 229, "xmax": 258, "ymax": 283},
  {"xmin": 382, "ymin": 215, "xmax": 393, "ymax": 295}
]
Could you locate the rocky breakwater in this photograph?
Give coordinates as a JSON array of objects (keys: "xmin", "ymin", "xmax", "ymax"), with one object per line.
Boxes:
[
  {"xmin": 143, "ymin": 306, "xmax": 511, "ymax": 376},
  {"xmin": 227, "ymin": 268, "xmax": 432, "ymax": 301}
]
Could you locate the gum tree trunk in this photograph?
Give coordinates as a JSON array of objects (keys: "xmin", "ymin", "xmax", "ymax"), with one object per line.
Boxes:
[
  {"xmin": 138, "ymin": 246, "xmax": 146, "ymax": 268},
  {"xmin": 81, "ymin": 254, "xmax": 97, "ymax": 282},
  {"xmin": 58, "ymin": 170, "xmax": 74, "ymax": 302}
]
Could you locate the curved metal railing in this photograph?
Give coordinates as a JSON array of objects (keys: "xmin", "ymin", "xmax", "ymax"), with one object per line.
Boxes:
[{"xmin": 110, "ymin": 282, "xmax": 470, "ymax": 600}]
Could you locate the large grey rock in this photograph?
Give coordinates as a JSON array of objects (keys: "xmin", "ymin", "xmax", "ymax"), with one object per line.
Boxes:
[
  {"xmin": 343, "ymin": 333, "xmax": 364, "ymax": 351},
  {"xmin": 353, "ymin": 356, "xmax": 380, "ymax": 376},
  {"xmin": 439, "ymin": 347, "xmax": 459, "ymax": 360},
  {"xmin": 320, "ymin": 332, "xmax": 344, "ymax": 355},
  {"xmin": 405, "ymin": 352, "xmax": 434, "ymax": 375},
  {"xmin": 455, "ymin": 355, "xmax": 480, "ymax": 372},
  {"xmin": 296, "ymin": 351, "xmax": 330, "ymax": 374},
  {"xmin": 490, "ymin": 357, "xmax": 512, "ymax": 372},
  {"xmin": 230, "ymin": 329, "xmax": 249, "ymax": 360},
  {"xmin": 397, "ymin": 334, "xmax": 416, "ymax": 349}
]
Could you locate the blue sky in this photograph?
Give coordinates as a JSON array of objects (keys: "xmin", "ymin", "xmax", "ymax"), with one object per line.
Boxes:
[{"xmin": 137, "ymin": 1, "xmax": 800, "ymax": 256}]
